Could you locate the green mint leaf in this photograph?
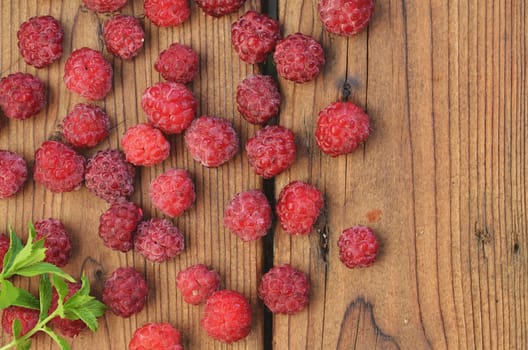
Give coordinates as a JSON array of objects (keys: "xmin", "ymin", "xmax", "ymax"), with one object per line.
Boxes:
[
  {"xmin": 42, "ymin": 327, "xmax": 71, "ymax": 350},
  {"xmin": 16, "ymin": 339, "xmax": 32, "ymax": 350},
  {"xmin": 11, "ymin": 318, "xmax": 22, "ymax": 339},
  {"xmin": 39, "ymin": 274, "xmax": 52, "ymax": 321},
  {"xmin": 0, "ymin": 279, "xmax": 39, "ymax": 310},
  {"xmin": 62, "ymin": 276, "xmax": 106, "ymax": 331},
  {"xmin": 68, "ymin": 308, "xmax": 99, "ymax": 332},
  {"xmin": 15, "ymin": 262, "xmax": 74, "ymax": 281},
  {"xmin": 2, "ymin": 225, "xmax": 46, "ymax": 279},
  {"xmin": 1, "ymin": 227, "xmax": 24, "ymax": 276}
]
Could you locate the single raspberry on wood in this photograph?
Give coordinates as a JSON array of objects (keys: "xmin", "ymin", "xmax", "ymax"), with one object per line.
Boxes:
[
  {"xmin": 61, "ymin": 103, "xmax": 110, "ymax": 148},
  {"xmin": 144, "ymin": 0, "xmax": 190, "ymax": 27},
  {"xmin": 0, "ymin": 234, "xmax": 10, "ymax": 271},
  {"xmin": 103, "ymin": 15, "xmax": 145, "ymax": 60},
  {"xmin": 236, "ymin": 75, "xmax": 280, "ymax": 125},
  {"xmin": 17, "ymin": 15, "xmax": 64, "ymax": 68},
  {"xmin": 134, "ymin": 218, "xmax": 185, "ymax": 263},
  {"xmin": 154, "ymin": 43, "xmax": 199, "ymax": 84},
  {"xmin": 102, "ymin": 267, "xmax": 148, "ymax": 317},
  {"xmin": 0, "ymin": 72, "xmax": 46, "ymax": 120},
  {"xmin": 223, "ymin": 190, "xmax": 272, "ymax": 242},
  {"xmin": 34, "ymin": 218, "xmax": 72, "ymax": 267},
  {"xmin": 195, "ymin": 0, "xmax": 247, "ymax": 17},
  {"xmin": 1, "ymin": 306, "xmax": 39, "ymax": 337},
  {"xmin": 98, "ymin": 200, "xmax": 143, "ymax": 252},
  {"xmin": 318, "ymin": 0, "xmax": 374, "ymax": 36},
  {"xmin": 0, "ymin": 150, "xmax": 27, "ymax": 199},
  {"xmin": 121, "ymin": 123, "xmax": 170, "ymax": 166},
  {"xmin": 338, "ymin": 225, "xmax": 379, "ymax": 268},
  {"xmin": 149, "ymin": 168, "xmax": 195, "ymax": 218},
  {"xmin": 82, "ymin": 0, "xmax": 128, "ymax": 12},
  {"xmin": 176, "ymin": 264, "xmax": 220, "ymax": 305},
  {"xmin": 276, "ymin": 181, "xmax": 323, "ymax": 235},
  {"xmin": 49, "ymin": 281, "xmax": 87, "ymax": 337},
  {"xmin": 129, "ymin": 322, "xmax": 184, "ymax": 350}
]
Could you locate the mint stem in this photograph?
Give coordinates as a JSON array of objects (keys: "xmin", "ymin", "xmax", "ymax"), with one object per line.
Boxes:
[{"xmin": 0, "ymin": 308, "xmax": 61, "ymax": 350}]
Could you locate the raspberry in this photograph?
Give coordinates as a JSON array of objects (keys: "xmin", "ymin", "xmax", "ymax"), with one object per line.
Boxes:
[
  {"xmin": 1, "ymin": 306, "xmax": 39, "ymax": 336},
  {"xmin": 246, "ymin": 125, "xmax": 296, "ymax": 178},
  {"xmin": 184, "ymin": 116, "xmax": 239, "ymax": 167},
  {"xmin": 0, "ymin": 72, "xmax": 46, "ymax": 120},
  {"xmin": 0, "ymin": 150, "xmax": 27, "ymax": 199},
  {"xmin": 49, "ymin": 281, "xmax": 86, "ymax": 337},
  {"xmin": 64, "ymin": 47, "xmax": 113, "ymax": 101},
  {"xmin": 231, "ymin": 11, "xmax": 281, "ymax": 64},
  {"xmin": 176, "ymin": 264, "xmax": 220, "ymax": 305},
  {"xmin": 154, "ymin": 43, "xmax": 199, "ymax": 84},
  {"xmin": 98, "ymin": 200, "xmax": 143, "ymax": 252},
  {"xmin": 85, "ymin": 149, "xmax": 136, "ymax": 203},
  {"xmin": 121, "ymin": 123, "xmax": 170, "ymax": 166},
  {"xmin": 337, "ymin": 225, "xmax": 379, "ymax": 268},
  {"xmin": 144, "ymin": 0, "xmax": 190, "ymax": 27},
  {"xmin": 200, "ymin": 290, "xmax": 252, "ymax": 343},
  {"xmin": 318, "ymin": 0, "xmax": 374, "ymax": 36},
  {"xmin": 149, "ymin": 168, "xmax": 195, "ymax": 218},
  {"xmin": 103, "ymin": 15, "xmax": 145, "ymax": 60},
  {"xmin": 315, "ymin": 101, "xmax": 370, "ymax": 156},
  {"xmin": 0, "ymin": 234, "xmax": 10, "ymax": 270},
  {"xmin": 129, "ymin": 322, "xmax": 183, "ymax": 350},
  {"xmin": 141, "ymin": 82, "xmax": 197, "ymax": 134},
  {"xmin": 195, "ymin": 0, "xmax": 246, "ymax": 17},
  {"xmin": 273, "ymin": 33, "xmax": 325, "ymax": 83},
  {"xmin": 82, "ymin": 0, "xmax": 128, "ymax": 12},
  {"xmin": 17, "ymin": 15, "xmax": 64, "ymax": 68},
  {"xmin": 223, "ymin": 190, "xmax": 272, "ymax": 242},
  {"xmin": 236, "ymin": 75, "xmax": 280, "ymax": 124},
  {"xmin": 258, "ymin": 264, "xmax": 310, "ymax": 314},
  {"xmin": 276, "ymin": 181, "xmax": 323, "ymax": 235},
  {"xmin": 102, "ymin": 267, "xmax": 148, "ymax": 317},
  {"xmin": 61, "ymin": 103, "xmax": 110, "ymax": 148},
  {"xmin": 33, "ymin": 140, "xmax": 85, "ymax": 193},
  {"xmin": 134, "ymin": 218, "xmax": 185, "ymax": 263},
  {"xmin": 34, "ymin": 218, "xmax": 72, "ymax": 267}
]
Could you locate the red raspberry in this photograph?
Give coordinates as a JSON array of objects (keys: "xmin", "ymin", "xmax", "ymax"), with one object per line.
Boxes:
[
  {"xmin": 338, "ymin": 225, "xmax": 379, "ymax": 268},
  {"xmin": 184, "ymin": 116, "xmax": 239, "ymax": 167},
  {"xmin": 0, "ymin": 234, "xmax": 10, "ymax": 270},
  {"xmin": 176, "ymin": 264, "xmax": 220, "ymax": 305},
  {"xmin": 1, "ymin": 306, "xmax": 39, "ymax": 336},
  {"xmin": 82, "ymin": 0, "xmax": 128, "ymax": 12},
  {"xmin": 223, "ymin": 190, "xmax": 272, "ymax": 242},
  {"xmin": 315, "ymin": 101, "xmax": 370, "ymax": 156},
  {"xmin": 64, "ymin": 47, "xmax": 113, "ymax": 101},
  {"xmin": 144, "ymin": 0, "xmax": 190, "ymax": 27},
  {"xmin": 121, "ymin": 123, "xmax": 170, "ymax": 166},
  {"xmin": 0, "ymin": 150, "xmax": 27, "ymax": 199},
  {"xmin": 273, "ymin": 33, "xmax": 325, "ymax": 83},
  {"xmin": 85, "ymin": 149, "xmax": 136, "ymax": 203},
  {"xmin": 134, "ymin": 218, "xmax": 185, "ymax": 263},
  {"xmin": 141, "ymin": 82, "xmax": 197, "ymax": 134},
  {"xmin": 129, "ymin": 322, "xmax": 183, "ymax": 350},
  {"xmin": 236, "ymin": 75, "xmax": 280, "ymax": 124},
  {"xmin": 149, "ymin": 168, "xmax": 195, "ymax": 218},
  {"xmin": 102, "ymin": 267, "xmax": 148, "ymax": 317},
  {"xmin": 33, "ymin": 140, "xmax": 85, "ymax": 193},
  {"xmin": 154, "ymin": 43, "xmax": 199, "ymax": 84},
  {"xmin": 0, "ymin": 72, "xmax": 46, "ymax": 120},
  {"xmin": 34, "ymin": 218, "xmax": 72, "ymax": 267},
  {"xmin": 98, "ymin": 200, "xmax": 143, "ymax": 252},
  {"xmin": 276, "ymin": 181, "xmax": 323, "ymax": 235},
  {"xmin": 103, "ymin": 15, "xmax": 145, "ymax": 60},
  {"xmin": 246, "ymin": 125, "xmax": 296, "ymax": 179},
  {"xmin": 258, "ymin": 264, "xmax": 310, "ymax": 314},
  {"xmin": 200, "ymin": 290, "xmax": 252, "ymax": 343},
  {"xmin": 318, "ymin": 0, "xmax": 374, "ymax": 36},
  {"xmin": 231, "ymin": 10, "xmax": 280, "ymax": 64},
  {"xmin": 17, "ymin": 15, "xmax": 64, "ymax": 68},
  {"xmin": 195, "ymin": 0, "xmax": 246, "ymax": 17},
  {"xmin": 49, "ymin": 281, "xmax": 87, "ymax": 337},
  {"xmin": 61, "ymin": 103, "xmax": 110, "ymax": 148}
]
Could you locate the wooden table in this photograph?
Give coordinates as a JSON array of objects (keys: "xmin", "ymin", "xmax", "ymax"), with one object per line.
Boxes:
[{"xmin": 1, "ymin": 0, "xmax": 525, "ymax": 349}]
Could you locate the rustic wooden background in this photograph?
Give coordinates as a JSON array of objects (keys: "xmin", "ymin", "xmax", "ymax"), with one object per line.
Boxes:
[{"xmin": 1, "ymin": 0, "xmax": 526, "ymax": 349}]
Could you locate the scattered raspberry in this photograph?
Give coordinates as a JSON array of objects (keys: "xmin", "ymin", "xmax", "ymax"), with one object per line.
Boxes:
[
  {"xmin": 144, "ymin": 0, "xmax": 190, "ymax": 27},
  {"xmin": 0, "ymin": 150, "xmax": 27, "ymax": 199},
  {"xmin": 0, "ymin": 234, "xmax": 10, "ymax": 271},
  {"xmin": 231, "ymin": 11, "xmax": 281, "ymax": 64},
  {"xmin": 49, "ymin": 281, "xmax": 87, "ymax": 337},
  {"xmin": 149, "ymin": 168, "xmax": 195, "ymax": 218},
  {"xmin": 64, "ymin": 47, "xmax": 113, "ymax": 101},
  {"xmin": 129, "ymin": 322, "xmax": 183, "ymax": 350},
  {"xmin": 273, "ymin": 33, "xmax": 325, "ymax": 83},
  {"xmin": 33, "ymin": 140, "xmax": 85, "ymax": 193},
  {"xmin": 176, "ymin": 264, "xmax": 220, "ymax": 305},
  {"xmin": 121, "ymin": 123, "xmax": 170, "ymax": 166},
  {"xmin": 276, "ymin": 181, "xmax": 323, "ymax": 235},
  {"xmin": 103, "ymin": 15, "xmax": 145, "ymax": 60},
  {"xmin": 61, "ymin": 103, "xmax": 110, "ymax": 148},
  {"xmin": 258, "ymin": 264, "xmax": 310, "ymax": 314},
  {"xmin": 141, "ymin": 82, "xmax": 197, "ymax": 134},
  {"xmin": 17, "ymin": 15, "xmax": 64, "ymax": 68},
  {"xmin": 223, "ymin": 190, "xmax": 272, "ymax": 242},
  {"xmin": 236, "ymin": 75, "xmax": 280, "ymax": 124},
  {"xmin": 246, "ymin": 125, "xmax": 296, "ymax": 179},
  {"xmin": 134, "ymin": 218, "xmax": 185, "ymax": 263},
  {"xmin": 102, "ymin": 267, "xmax": 148, "ymax": 317},
  {"xmin": 34, "ymin": 218, "xmax": 72, "ymax": 267},
  {"xmin": 338, "ymin": 225, "xmax": 379, "ymax": 268},
  {"xmin": 1, "ymin": 306, "xmax": 39, "ymax": 336},
  {"xmin": 318, "ymin": 0, "xmax": 374, "ymax": 36},
  {"xmin": 184, "ymin": 116, "xmax": 239, "ymax": 167},
  {"xmin": 195, "ymin": 0, "xmax": 246, "ymax": 17},
  {"xmin": 82, "ymin": 0, "xmax": 128, "ymax": 12},
  {"xmin": 315, "ymin": 101, "xmax": 370, "ymax": 156},
  {"xmin": 0, "ymin": 72, "xmax": 46, "ymax": 120},
  {"xmin": 200, "ymin": 290, "xmax": 251, "ymax": 343},
  {"xmin": 85, "ymin": 149, "xmax": 136, "ymax": 203},
  {"xmin": 98, "ymin": 200, "xmax": 143, "ymax": 252},
  {"xmin": 154, "ymin": 43, "xmax": 199, "ymax": 84}
]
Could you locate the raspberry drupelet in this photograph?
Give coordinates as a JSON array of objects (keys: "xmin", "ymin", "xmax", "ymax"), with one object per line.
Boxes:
[
  {"xmin": 134, "ymin": 218, "xmax": 185, "ymax": 263},
  {"xmin": 149, "ymin": 168, "xmax": 195, "ymax": 218},
  {"xmin": 338, "ymin": 225, "xmax": 379, "ymax": 268},
  {"xmin": 102, "ymin": 267, "xmax": 148, "ymax": 317},
  {"xmin": 17, "ymin": 15, "xmax": 64, "ymax": 68},
  {"xmin": 154, "ymin": 43, "xmax": 199, "ymax": 84},
  {"xmin": 1, "ymin": 306, "xmax": 39, "ymax": 337},
  {"xmin": 61, "ymin": 103, "xmax": 110, "ymax": 148},
  {"xmin": 82, "ymin": 0, "xmax": 128, "ymax": 12},
  {"xmin": 144, "ymin": 0, "xmax": 190, "ymax": 27},
  {"xmin": 0, "ymin": 73, "xmax": 46, "ymax": 120},
  {"xmin": 103, "ymin": 14, "xmax": 145, "ymax": 60},
  {"xmin": 195, "ymin": 0, "xmax": 247, "ymax": 17},
  {"xmin": 129, "ymin": 322, "xmax": 184, "ymax": 350},
  {"xmin": 121, "ymin": 123, "xmax": 170, "ymax": 166},
  {"xmin": 98, "ymin": 200, "xmax": 143, "ymax": 252},
  {"xmin": 236, "ymin": 75, "xmax": 280, "ymax": 125},
  {"xmin": 176, "ymin": 264, "xmax": 221, "ymax": 305},
  {"xmin": 0, "ymin": 150, "xmax": 27, "ymax": 199},
  {"xmin": 34, "ymin": 218, "xmax": 72, "ymax": 267},
  {"xmin": 318, "ymin": 0, "xmax": 375, "ymax": 36}
]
